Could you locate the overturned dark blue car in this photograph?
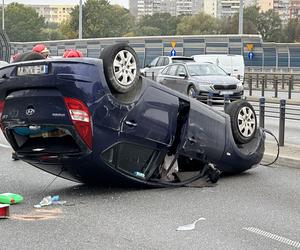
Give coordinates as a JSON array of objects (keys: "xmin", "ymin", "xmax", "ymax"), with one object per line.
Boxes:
[{"xmin": 0, "ymin": 44, "xmax": 265, "ymax": 187}]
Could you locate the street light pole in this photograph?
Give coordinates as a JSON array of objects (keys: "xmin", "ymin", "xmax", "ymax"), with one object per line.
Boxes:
[
  {"xmin": 2, "ymin": 0, "xmax": 4, "ymax": 30},
  {"xmin": 238, "ymin": 0, "xmax": 243, "ymax": 34},
  {"xmin": 79, "ymin": 0, "xmax": 82, "ymax": 39}
]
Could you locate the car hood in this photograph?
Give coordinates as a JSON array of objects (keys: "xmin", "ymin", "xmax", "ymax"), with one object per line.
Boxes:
[{"xmin": 192, "ymin": 75, "xmax": 240, "ymax": 85}]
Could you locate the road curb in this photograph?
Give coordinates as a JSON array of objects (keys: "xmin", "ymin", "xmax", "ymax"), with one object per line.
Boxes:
[{"xmin": 263, "ymin": 153, "xmax": 300, "ymax": 169}]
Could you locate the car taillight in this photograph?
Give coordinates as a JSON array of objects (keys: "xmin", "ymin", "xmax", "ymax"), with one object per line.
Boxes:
[{"xmin": 64, "ymin": 97, "xmax": 92, "ymax": 150}]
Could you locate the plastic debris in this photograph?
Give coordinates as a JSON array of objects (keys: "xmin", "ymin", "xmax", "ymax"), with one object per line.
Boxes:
[
  {"xmin": 0, "ymin": 193, "xmax": 23, "ymax": 205},
  {"xmin": 0, "ymin": 204, "xmax": 10, "ymax": 219},
  {"xmin": 176, "ymin": 217, "xmax": 206, "ymax": 231},
  {"xmin": 34, "ymin": 195, "xmax": 66, "ymax": 208}
]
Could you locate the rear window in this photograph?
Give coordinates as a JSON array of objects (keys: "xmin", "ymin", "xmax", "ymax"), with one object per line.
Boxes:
[
  {"xmin": 52, "ymin": 62, "xmax": 99, "ymax": 77},
  {"xmin": 172, "ymin": 58, "xmax": 194, "ymax": 63}
]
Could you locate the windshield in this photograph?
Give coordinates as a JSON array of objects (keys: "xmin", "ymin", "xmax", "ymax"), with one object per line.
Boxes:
[{"xmin": 187, "ymin": 64, "xmax": 227, "ymax": 76}]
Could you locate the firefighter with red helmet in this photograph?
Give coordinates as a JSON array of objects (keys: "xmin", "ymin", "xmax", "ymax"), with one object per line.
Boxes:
[
  {"xmin": 63, "ymin": 49, "xmax": 84, "ymax": 58},
  {"xmin": 32, "ymin": 44, "xmax": 50, "ymax": 58}
]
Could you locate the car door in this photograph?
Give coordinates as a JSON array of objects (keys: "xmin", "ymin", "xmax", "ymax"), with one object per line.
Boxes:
[
  {"xmin": 175, "ymin": 65, "xmax": 189, "ymax": 94},
  {"xmin": 162, "ymin": 64, "xmax": 178, "ymax": 90},
  {"xmin": 121, "ymin": 85, "xmax": 179, "ymax": 147}
]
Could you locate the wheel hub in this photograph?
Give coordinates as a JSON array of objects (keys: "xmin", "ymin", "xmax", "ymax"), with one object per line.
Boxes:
[
  {"xmin": 238, "ymin": 106, "xmax": 255, "ymax": 138},
  {"xmin": 113, "ymin": 50, "xmax": 137, "ymax": 87}
]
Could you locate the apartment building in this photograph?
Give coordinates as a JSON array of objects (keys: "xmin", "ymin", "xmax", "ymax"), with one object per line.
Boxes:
[
  {"xmin": 290, "ymin": 0, "xmax": 300, "ymax": 19},
  {"xmin": 31, "ymin": 4, "xmax": 75, "ymax": 24}
]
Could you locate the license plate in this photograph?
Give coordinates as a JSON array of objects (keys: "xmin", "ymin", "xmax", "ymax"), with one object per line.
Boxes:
[
  {"xmin": 17, "ymin": 65, "xmax": 48, "ymax": 76},
  {"xmin": 220, "ymin": 91, "xmax": 233, "ymax": 95}
]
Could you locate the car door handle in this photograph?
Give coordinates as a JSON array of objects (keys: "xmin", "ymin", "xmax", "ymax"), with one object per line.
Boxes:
[
  {"xmin": 125, "ymin": 120, "xmax": 137, "ymax": 127},
  {"xmin": 188, "ymin": 137, "xmax": 196, "ymax": 144}
]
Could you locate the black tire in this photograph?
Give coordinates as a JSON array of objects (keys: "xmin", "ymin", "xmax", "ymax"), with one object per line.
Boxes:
[
  {"xmin": 225, "ymin": 100, "xmax": 257, "ymax": 144},
  {"xmin": 100, "ymin": 43, "xmax": 140, "ymax": 93},
  {"xmin": 187, "ymin": 85, "xmax": 197, "ymax": 98}
]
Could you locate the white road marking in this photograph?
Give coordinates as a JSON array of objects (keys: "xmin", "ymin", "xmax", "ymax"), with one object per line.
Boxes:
[
  {"xmin": 0, "ymin": 143, "xmax": 11, "ymax": 149},
  {"xmin": 244, "ymin": 227, "xmax": 300, "ymax": 248}
]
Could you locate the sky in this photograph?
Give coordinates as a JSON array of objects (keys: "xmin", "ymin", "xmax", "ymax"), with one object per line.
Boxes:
[{"xmin": 5, "ymin": 0, "xmax": 129, "ymax": 9}]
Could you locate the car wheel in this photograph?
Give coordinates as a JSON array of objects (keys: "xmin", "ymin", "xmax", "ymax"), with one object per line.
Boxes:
[
  {"xmin": 187, "ymin": 86, "xmax": 197, "ymax": 98},
  {"xmin": 100, "ymin": 43, "xmax": 140, "ymax": 93},
  {"xmin": 225, "ymin": 100, "xmax": 257, "ymax": 144}
]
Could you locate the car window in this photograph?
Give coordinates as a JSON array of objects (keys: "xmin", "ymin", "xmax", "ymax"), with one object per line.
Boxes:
[
  {"xmin": 161, "ymin": 66, "xmax": 169, "ymax": 75},
  {"xmin": 168, "ymin": 65, "xmax": 178, "ymax": 76},
  {"xmin": 149, "ymin": 57, "xmax": 159, "ymax": 67},
  {"xmin": 101, "ymin": 142, "xmax": 157, "ymax": 176},
  {"xmin": 176, "ymin": 65, "xmax": 187, "ymax": 76},
  {"xmin": 156, "ymin": 57, "xmax": 166, "ymax": 67},
  {"xmin": 187, "ymin": 64, "xmax": 227, "ymax": 76},
  {"xmin": 172, "ymin": 58, "xmax": 194, "ymax": 63},
  {"xmin": 163, "ymin": 57, "xmax": 170, "ymax": 66}
]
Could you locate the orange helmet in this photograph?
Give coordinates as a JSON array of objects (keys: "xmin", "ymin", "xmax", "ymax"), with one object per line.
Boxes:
[
  {"xmin": 32, "ymin": 44, "xmax": 50, "ymax": 57},
  {"xmin": 63, "ymin": 49, "xmax": 83, "ymax": 58}
]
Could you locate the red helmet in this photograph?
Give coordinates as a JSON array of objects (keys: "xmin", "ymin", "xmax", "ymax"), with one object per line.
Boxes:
[
  {"xmin": 32, "ymin": 44, "xmax": 49, "ymax": 57},
  {"xmin": 63, "ymin": 49, "xmax": 83, "ymax": 58}
]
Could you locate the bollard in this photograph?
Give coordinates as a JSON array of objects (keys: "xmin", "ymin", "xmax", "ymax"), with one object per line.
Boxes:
[
  {"xmin": 261, "ymin": 75, "xmax": 265, "ymax": 97},
  {"xmin": 207, "ymin": 93, "xmax": 212, "ymax": 106},
  {"xmin": 288, "ymin": 75, "xmax": 293, "ymax": 99},
  {"xmin": 279, "ymin": 99, "xmax": 286, "ymax": 146},
  {"xmin": 259, "ymin": 97, "xmax": 265, "ymax": 128},
  {"xmin": 151, "ymin": 71, "xmax": 155, "ymax": 80},
  {"xmin": 223, "ymin": 95, "xmax": 230, "ymax": 111},
  {"xmin": 256, "ymin": 73, "xmax": 259, "ymax": 88},
  {"xmin": 264, "ymin": 74, "xmax": 268, "ymax": 89},
  {"xmin": 249, "ymin": 74, "xmax": 253, "ymax": 96},
  {"xmin": 281, "ymin": 74, "xmax": 285, "ymax": 89},
  {"xmin": 274, "ymin": 75, "xmax": 278, "ymax": 98}
]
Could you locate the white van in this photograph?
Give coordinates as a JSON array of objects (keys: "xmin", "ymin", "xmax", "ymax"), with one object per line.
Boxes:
[{"xmin": 192, "ymin": 54, "xmax": 245, "ymax": 82}]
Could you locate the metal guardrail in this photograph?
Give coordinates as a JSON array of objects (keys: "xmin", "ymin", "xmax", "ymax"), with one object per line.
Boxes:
[
  {"xmin": 244, "ymin": 72, "xmax": 300, "ymax": 99},
  {"xmin": 143, "ymin": 72, "xmax": 300, "ymax": 147}
]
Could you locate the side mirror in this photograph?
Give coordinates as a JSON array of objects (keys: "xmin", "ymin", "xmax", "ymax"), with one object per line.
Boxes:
[{"xmin": 179, "ymin": 72, "xmax": 187, "ymax": 78}]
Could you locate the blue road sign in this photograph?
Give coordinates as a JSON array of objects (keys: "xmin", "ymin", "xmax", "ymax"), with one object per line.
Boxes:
[
  {"xmin": 248, "ymin": 52, "xmax": 254, "ymax": 60},
  {"xmin": 170, "ymin": 49, "xmax": 176, "ymax": 56}
]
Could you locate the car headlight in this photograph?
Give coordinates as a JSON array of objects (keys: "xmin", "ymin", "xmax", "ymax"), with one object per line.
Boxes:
[{"xmin": 196, "ymin": 82, "xmax": 214, "ymax": 91}]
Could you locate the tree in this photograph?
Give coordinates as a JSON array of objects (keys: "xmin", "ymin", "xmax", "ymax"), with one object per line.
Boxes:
[
  {"xmin": 1, "ymin": 3, "xmax": 46, "ymax": 42},
  {"xmin": 257, "ymin": 10, "xmax": 282, "ymax": 42},
  {"xmin": 219, "ymin": 6, "xmax": 260, "ymax": 35},
  {"xmin": 282, "ymin": 19, "xmax": 300, "ymax": 43},
  {"xmin": 64, "ymin": 0, "xmax": 134, "ymax": 39},
  {"xmin": 176, "ymin": 12, "xmax": 218, "ymax": 35},
  {"xmin": 137, "ymin": 13, "xmax": 179, "ymax": 36}
]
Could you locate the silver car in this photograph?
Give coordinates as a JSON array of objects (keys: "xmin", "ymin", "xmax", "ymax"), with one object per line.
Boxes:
[
  {"xmin": 156, "ymin": 62, "xmax": 244, "ymax": 102},
  {"xmin": 141, "ymin": 56, "xmax": 194, "ymax": 80}
]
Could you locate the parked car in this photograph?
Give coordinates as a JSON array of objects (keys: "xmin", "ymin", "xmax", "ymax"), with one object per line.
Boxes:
[
  {"xmin": 156, "ymin": 62, "xmax": 244, "ymax": 102},
  {"xmin": 192, "ymin": 54, "xmax": 245, "ymax": 82},
  {"xmin": 141, "ymin": 56, "xmax": 195, "ymax": 80},
  {"xmin": 0, "ymin": 44, "xmax": 264, "ymax": 187}
]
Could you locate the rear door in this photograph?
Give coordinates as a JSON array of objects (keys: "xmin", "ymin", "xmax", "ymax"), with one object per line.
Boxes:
[
  {"xmin": 121, "ymin": 86, "xmax": 179, "ymax": 147},
  {"xmin": 175, "ymin": 65, "xmax": 189, "ymax": 94}
]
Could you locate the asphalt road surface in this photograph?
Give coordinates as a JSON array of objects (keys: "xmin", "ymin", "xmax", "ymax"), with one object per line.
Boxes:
[{"xmin": 0, "ymin": 139, "xmax": 299, "ymax": 249}]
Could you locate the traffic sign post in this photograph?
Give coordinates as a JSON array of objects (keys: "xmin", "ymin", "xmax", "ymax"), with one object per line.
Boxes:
[
  {"xmin": 170, "ymin": 49, "xmax": 176, "ymax": 56},
  {"xmin": 248, "ymin": 52, "xmax": 254, "ymax": 60}
]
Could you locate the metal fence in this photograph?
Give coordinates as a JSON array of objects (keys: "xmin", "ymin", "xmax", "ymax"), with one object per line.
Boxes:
[{"xmin": 244, "ymin": 72, "xmax": 300, "ymax": 99}]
